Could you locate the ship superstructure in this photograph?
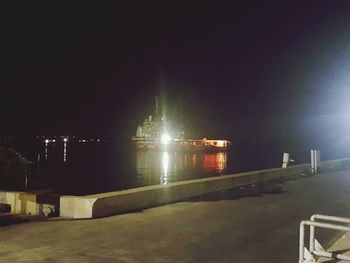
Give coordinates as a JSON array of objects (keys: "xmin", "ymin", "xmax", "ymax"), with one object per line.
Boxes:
[
  {"xmin": 132, "ymin": 97, "xmax": 230, "ymax": 151},
  {"xmin": 135, "ymin": 114, "xmax": 165, "ymax": 139}
]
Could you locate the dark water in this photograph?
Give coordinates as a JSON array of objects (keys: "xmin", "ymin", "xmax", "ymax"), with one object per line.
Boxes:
[
  {"xmin": 2, "ymin": 136, "xmax": 349, "ymax": 195},
  {"xmin": 39, "ymin": 141, "xmax": 236, "ymax": 195}
]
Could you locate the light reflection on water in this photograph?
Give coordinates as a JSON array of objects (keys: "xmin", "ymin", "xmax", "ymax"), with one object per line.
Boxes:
[
  {"xmin": 45, "ymin": 142, "xmax": 48, "ymax": 160},
  {"xmin": 136, "ymin": 150, "xmax": 228, "ymax": 186},
  {"xmin": 63, "ymin": 142, "xmax": 67, "ymax": 162},
  {"xmin": 203, "ymin": 152, "xmax": 227, "ymax": 172},
  {"xmin": 36, "ymin": 141, "xmax": 230, "ymax": 194},
  {"xmin": 161, "ymin": 152, "xmax": 169, "ymax": 185},
  {"xmin": 44, "ymin": 141, "xmax": 68, "ymax": 162},
  {"xmin": 43, "ymin": 142, "xmax": 228, "ymax": 184}
]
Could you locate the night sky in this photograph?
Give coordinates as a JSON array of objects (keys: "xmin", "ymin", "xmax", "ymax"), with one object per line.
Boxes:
[{"xmin": 2, "ymin": 1, "xmax": 350, "ymax": 148}]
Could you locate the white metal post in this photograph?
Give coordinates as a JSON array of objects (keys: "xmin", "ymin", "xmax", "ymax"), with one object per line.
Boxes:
[
  {"xmin": 311, "ymin": 150, "xmax": 315, "ymax": 174},
  {"xmin": 316, "ymin": 150, "xmax": 320, "ymax": 173},
  {"xmin": 299, "ymin": 221, "xmax": 305, "ymax": 263},
  {"xmin": 309, "ymin": 215, "xmax": 316, "ymax": 253},
  {"xmin": 282, "ymin": 153, "xmax": 289, "ymax": 168},
  {"xmin": 311, "ymin": 150, "xmax": 321, "ymax": 174}
]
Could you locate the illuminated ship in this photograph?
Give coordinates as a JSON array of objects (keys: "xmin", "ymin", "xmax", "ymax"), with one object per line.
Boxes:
[{"xmin": 131, "ymin": 97, "xmax": 231, "ymax": 151}]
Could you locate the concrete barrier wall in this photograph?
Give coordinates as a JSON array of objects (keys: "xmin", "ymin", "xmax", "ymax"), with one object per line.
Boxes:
[
  {"xmin": 60, "ymin": 163, "xmax": 311, "ymax": 219},
  {"xmin": 0, "ymin": 191, "xmax": 38, "ymax": 215},
  {"xmin": 321, "ymin": 158, "xmax": 350, "ymax": 171},
  {"xmin": 0, "ymin": 191, "xmax": 60, "ymax": 216},
  {"xmin": 60, "ymin": 196, "xmax": 97, "ymax": 218}
]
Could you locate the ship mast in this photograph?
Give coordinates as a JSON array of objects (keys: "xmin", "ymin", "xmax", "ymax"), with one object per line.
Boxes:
[{"xmin": 155, "ymin": 96, "xmax": 159, "ymax": 116}]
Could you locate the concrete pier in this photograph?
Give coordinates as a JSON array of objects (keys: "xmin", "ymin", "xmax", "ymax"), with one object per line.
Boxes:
[{"xmin": 0, "ymin": 168, "xmax": 350, "ymax": 262}]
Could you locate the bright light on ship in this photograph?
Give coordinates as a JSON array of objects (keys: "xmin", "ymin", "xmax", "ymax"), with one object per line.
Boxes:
[{"xmin": 161, "ymin": 133, "xmax": 171, "ymax": 145}]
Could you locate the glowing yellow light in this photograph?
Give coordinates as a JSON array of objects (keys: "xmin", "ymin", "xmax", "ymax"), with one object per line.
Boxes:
[
  {"xmin": 161, "ymin": 133, "xmax": 171, "ymax": 145},
  {"xmin": 45, "ymin": 139, "xmax": 49, "ymax": 144},
  {"xmin": 63, "ymin": 138, "xmax": 68, "ymax": 142}
]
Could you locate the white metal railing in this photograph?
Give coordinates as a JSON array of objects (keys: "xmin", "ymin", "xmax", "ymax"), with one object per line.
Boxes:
[{"xmin": 299, "ymin": 214, "xmax": 350, "ymax": 262}]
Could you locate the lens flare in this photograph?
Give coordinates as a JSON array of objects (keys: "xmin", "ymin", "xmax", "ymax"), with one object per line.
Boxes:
[{"xmin": 161, "ymin": 133, "xmax": 171, "ymax": 145}]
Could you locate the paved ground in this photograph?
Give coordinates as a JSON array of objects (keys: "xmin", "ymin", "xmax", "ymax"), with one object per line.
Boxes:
[{"xmin": 1, "ymin": 170, "xmax": 350, "ymax": 263}]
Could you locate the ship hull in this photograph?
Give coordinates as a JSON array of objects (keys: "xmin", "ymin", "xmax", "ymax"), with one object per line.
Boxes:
[{"xmin": 132, "ymin": 138, "xmax": 230, "ymax": 152}]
